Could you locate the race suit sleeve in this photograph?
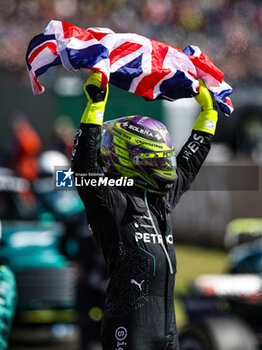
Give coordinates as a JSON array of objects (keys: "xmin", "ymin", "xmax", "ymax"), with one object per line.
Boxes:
[
  {"xmin": 168, "ymin": 129, "xmax": 212, "ymax": 208},
  {"xmin": 168, "ymin": 79, "xmax": 218, "ymax": 208},
  {"xmin": 72, "ymin": 123, "xmax": 128, "ymax": 212},
  {"xmin": 71, "ymin": 72, "xmax": 128, "ymax": 246},
  {"xmin": 72, "ymin": 123, "xmax": 128, "ymax": 247}
]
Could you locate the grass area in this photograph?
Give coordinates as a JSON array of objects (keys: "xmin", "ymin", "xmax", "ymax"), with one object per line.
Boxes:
[{"xmin": 174, "ymin": 244, "xmax": 228, "ymax": 327}]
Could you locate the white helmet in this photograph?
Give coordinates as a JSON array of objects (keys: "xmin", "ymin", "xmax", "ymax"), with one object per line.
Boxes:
[{"xmin": 38, "ymin": 151, "xmax": 69, "ymax": 176}]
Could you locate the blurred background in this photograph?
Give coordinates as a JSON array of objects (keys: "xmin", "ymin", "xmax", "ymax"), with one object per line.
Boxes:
[{"xmin": 0, "ymin": 0, "xmax": 262, "ymax": 350}]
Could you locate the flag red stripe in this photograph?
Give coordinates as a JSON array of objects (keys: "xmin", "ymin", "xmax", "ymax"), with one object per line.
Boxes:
[
  {"xmin": 62, "ymin": 22, "xmax": 94, "ymax": 41},
  {"xmin": 87, "ymin": 28, "xmax": 111, "ymax": 41},
  {"xmin": 135, "ymin": 39, "xmax": 170, "ymax": 99},
  {"xmin": 225, "ymin": 97, "xmax": 233, "ymax": 108},
  {"xmin": 109, "ymin": 42, "xmax": 143, "ymax": 65},
  {"xmin": 33, "ymin": 74, "xmax": 44, "ymax": 92},
  {"xmin": 187, "ymin": 52, "xmax": 224, "ymax": 83},
  {"xmin": 29, "ymin": 42, "xmax": 58, "ymax": 65}
]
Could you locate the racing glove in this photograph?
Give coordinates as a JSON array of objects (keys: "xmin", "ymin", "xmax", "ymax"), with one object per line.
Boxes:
[
  {"xmin": 81, "ymin": 70, "xmax": 109, "ymax": 125},
  {"xmin": 193, "ymin": 79, "xmax": 218, "ymax": 135}
]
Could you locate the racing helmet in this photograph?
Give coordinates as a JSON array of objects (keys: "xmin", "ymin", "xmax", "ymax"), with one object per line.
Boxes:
[
  {"xmin": 100, "ymin": 115, "xmax": 177, "ymax": 194},
  {"xmin": 38, "ymin": 150, "xmax": 69, "ymax": 177}
]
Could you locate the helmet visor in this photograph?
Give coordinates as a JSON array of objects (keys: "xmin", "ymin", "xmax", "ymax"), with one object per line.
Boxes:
[{"xmin": 134, "ymin": 150, "xmax": 177, "ymax": 170}]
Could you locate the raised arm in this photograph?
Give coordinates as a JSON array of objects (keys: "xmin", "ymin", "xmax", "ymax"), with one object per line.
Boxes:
[
  {"xmin": 169, "ymin": 80, "xmax": 219, "ymax": 206},
  {"xmin": 72, "ymin": 70, "xmax": 108, "ymax": 175},
  {"xmin": 71, "ymin": 71, "xmax": 126, "ymax": 217}
]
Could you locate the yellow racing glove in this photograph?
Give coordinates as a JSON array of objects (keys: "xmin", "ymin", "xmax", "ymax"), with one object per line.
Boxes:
[
  {"xmin": 193, "ymin": 79, "xmax": 218, "ymax": 135},
  {"xmin": 81, "ymin": 70, "xmax": 109, "ymax": 125}
]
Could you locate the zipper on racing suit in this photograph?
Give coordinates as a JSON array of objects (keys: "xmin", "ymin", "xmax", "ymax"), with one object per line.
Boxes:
[{"xmin": 144, "ymin": 190, "xmax": 174, "ymax": 275}]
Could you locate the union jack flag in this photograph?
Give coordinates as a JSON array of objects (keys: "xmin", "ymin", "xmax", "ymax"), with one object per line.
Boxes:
[{"xmin": 26, "ymin": 20, "xmax": 234, "ymax": 116}]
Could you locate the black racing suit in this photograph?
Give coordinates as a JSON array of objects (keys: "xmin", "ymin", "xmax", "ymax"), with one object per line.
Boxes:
[{"xmin": 72, "ymin": 123, "xmax": 212, "ymax": 350}]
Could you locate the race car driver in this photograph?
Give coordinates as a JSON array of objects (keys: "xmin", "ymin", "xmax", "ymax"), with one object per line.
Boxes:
[{"xmin": 71, "ymin": 70, "xmax": 219, "ymax": 350}]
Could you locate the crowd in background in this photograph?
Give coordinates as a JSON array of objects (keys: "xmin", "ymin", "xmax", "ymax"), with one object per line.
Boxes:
[{"xmin": 0, "ymin": 0, "xmax": 261, "ymax": 86}]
